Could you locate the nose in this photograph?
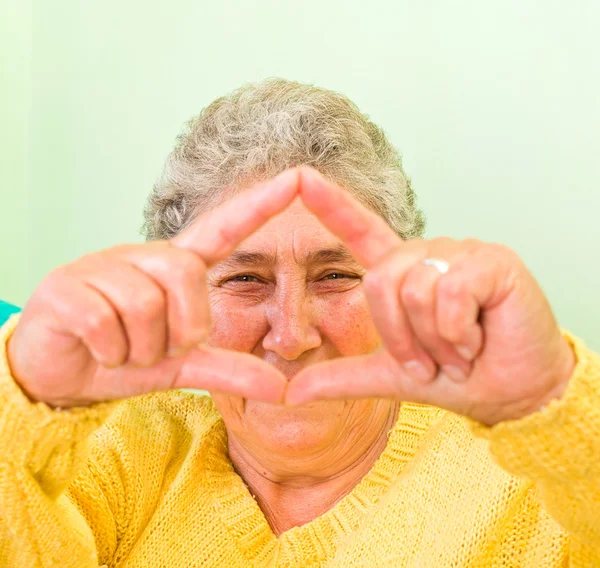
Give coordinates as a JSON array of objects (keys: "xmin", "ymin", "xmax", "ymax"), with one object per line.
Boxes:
[{"xmin": 262, "ymin": 283, "xmax": 321, "ymax": 361}]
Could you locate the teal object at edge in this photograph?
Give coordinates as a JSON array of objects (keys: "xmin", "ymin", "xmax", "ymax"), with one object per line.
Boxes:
[{"xmin": 0, "ymin": 301, "xmax": 21, "ymax": 327}]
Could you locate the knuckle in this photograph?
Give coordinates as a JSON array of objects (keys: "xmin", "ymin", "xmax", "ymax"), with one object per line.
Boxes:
[
  {"xmin": 78, "ymin": 250, "xmax": 107, "ymax": 269},
  {"xmin": 461, "ymin": 237, "xmax": 483, "ymax": 251},
  {"xmin": 130, "ymin": 289, "xmax": 165, "ymax": 320},
  {"xmin": 438, "ymin": 275, "xmax": 463, "ymax": 300},
  {"xmin": 488, "ymin": 242, "xmax": 517, "ymax": 260},
  {"xmin": 182, "ymin": 327, "xmax": 210, "ymax": 349},
  {"xmin": 109, "ymin": 243, "xmax": 133, "ymax": 256},
  {"xmin": 432, "ymin": 236, "xmax": 455, "ymax": 248},
  {"xmin": 388, "ymin": 341, "xmax": 417, "ymax": 362},
  {"xmin": 180, "ymin": 314, "xmax": 212, "ymax": 345},
  {"xmin": 80, "ymin": 306, "xmax": 116, "ymax": 339},
  {"xmin": 45, "ymin": 262, "xmax": 79, "ymax": 286},
  {"xmin": 363, "ymin": 251, "xmax": 404, "ymax": 296},
  {"xmin": 362, "ymin": 269, "xmax": 386, "ymax": 296},
  {"xmin": 210, "ymin": 224, "xmax": 233, "ymax": 259},
  {"xmin": 401, "ymin": 280, "xmax": 429, "ymax": 307},
  {"xmin": 132, "ymin": 347, "xmax": 162, "ymax": 367},
  {"xmin": 37, "ymin": 269, "xmax": 68, "ymax": 300},
  {"xmin": 172, "ymin": 251, "xmax": 206, "ymax": 283},
  {"xmin": 438, "ymin": 319, "xmax": 463, "ymax": 343}
]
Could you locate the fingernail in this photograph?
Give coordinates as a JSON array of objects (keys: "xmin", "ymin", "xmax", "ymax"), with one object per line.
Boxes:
[
  {"xmin": 443, "ymin": 365, "xmax": 468, "ymax": 382},
  {"xmin": 300, "ymin": 166, "xmax": 321, "ymax": 179},
  {"xmin": 403, "ymin": 360, "xmax": 432, "ymax": 382},
  {"xmin": 456, "ymin": 345, "xmax": 475, "ymax": 361},
  {"xmin": 168, "ymin": 346, "xmax": 187, "ymax": 358},
  {"xmin": 275, "ymin": 167, "xmax": 299, "ymax": 183}
]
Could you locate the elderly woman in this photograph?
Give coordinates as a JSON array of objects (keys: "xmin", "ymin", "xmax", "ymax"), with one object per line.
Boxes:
[{"xmin": 1, "ymin": 80, "xmax": 598, "ymax": 567}]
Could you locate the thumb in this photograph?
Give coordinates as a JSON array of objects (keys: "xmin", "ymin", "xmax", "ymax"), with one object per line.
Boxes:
[
  {"xmin": 285, "ymin": 349, "xmax": 419, "ymax": 405},
  {"xmin": 173, "ymin": 346, "xmax": 288, "ymax": 403},
  {"xmin": 93, "ymin": 347, "xmax": 287, "ymax": 404}
]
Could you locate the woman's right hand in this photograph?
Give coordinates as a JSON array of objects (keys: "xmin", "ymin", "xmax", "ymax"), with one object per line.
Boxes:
[{"xmin": 6, "ymin": 170, "xmax": 299, "ymax": 408}]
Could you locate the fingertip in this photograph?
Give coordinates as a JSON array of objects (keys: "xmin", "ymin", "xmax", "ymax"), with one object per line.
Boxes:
[
  {"xmin": 402, "ymin": 360, "xmax": 436, "ymax": 382},
  {"xmin": 298, "ymin": 167, "xmax": 330, "ymax": 199},
  {"xmin": 97, "ymin": 357, "xmax": 124, "ymax": 370},
  {"xmin": 283, "ymin": 383, "xmax": 313, "ymax": 407},
  {"xmin": 262, "ymin": 387, "xmax": 287, "ymax": 405},
  {"xmin": 455, "ymin": 345, "xmax": 475, "ymax": 361},
  {"xmin": 441, "ymin": 365, "xmax": 469, "ymax": 383},
  {"xmin": 455, "ymin": 325, "xmax": 483, "ymax": 362},
  {"xmin": 230, "ymin": 352, "xmax": 288, "ymax": 404},
  {"xmin": 167, "ymin": 345, "xmax": 190, "ymax": 359},
  {"xmin": 245, "ymin": 375, "xmax": 287, "ymax": 405},
  {"xmin": 93, "ymin": 347, "xmax": 127, "ymax": 370},
  {"xmin": 298, "ymin": 165, "xmax": 324, "ymax": 182},
  {"xmin": 270, "ymin": 167, "xmax": 301, "ymax": 196},
  {"xmin": 171, "ymin": 328, "xmax": 210, "ymax": 357}
]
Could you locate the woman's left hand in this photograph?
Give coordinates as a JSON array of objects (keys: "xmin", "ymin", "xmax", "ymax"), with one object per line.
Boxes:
[{"xmin": 285, "ymin": 168, "xmax": 576, "ymax": 426}]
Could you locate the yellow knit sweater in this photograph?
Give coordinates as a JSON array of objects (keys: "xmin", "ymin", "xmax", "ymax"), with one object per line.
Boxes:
[{"xmin": 0, "ymin": 315, "xmax": 599, "ymax": 567}]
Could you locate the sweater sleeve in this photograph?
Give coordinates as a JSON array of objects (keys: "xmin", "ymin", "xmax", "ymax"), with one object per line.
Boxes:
[
  {"xmin": 470, "ymin": 331, "xmax": 600, "ymax": 565},
  {"xmin": 0, "ymin": 315, "xmax": 122, "ymax": 567}
]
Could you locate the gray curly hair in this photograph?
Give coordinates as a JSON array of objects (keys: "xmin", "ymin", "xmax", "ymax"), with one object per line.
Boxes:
[{"xmin": 142, "ymin": 79, "xmax": 425, "ymax": 241}]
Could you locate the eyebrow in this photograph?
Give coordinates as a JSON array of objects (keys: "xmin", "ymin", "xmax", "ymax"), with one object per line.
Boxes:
[
  {"xmin": 305, "ymin": 244, "xmax": 358, "ymax": 265},
  {"xmin": 216, "ymin": 243, "xmax": 360, "ymax": 270}
]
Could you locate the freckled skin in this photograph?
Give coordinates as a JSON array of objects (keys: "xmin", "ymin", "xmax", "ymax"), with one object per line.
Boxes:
[{"xmin": 206, "ymin": 199, "xmax": 396, "ymax": 464}]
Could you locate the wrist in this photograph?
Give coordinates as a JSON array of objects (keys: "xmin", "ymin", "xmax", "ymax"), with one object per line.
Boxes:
[
  {"xmin": 531, "ymin": 337, "xmax": 576, "ymax": 413},
  {"xmin": 499, "ymin": 336, "xmax": 576, "ymax": 425}
]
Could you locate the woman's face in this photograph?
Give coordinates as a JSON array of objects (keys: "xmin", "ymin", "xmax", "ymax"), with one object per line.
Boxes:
[{"xmin": 207, "ymin": 197, "xmax": 390, "ymax": 457}]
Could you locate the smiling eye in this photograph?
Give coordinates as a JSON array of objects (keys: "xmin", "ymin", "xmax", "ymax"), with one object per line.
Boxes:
[
  {"xmin": 322, "ymin": 272, "xmax": 357, "ymax": 280},
  {"xmin": 230, "ymin": 274, "xmax": 260, "ymax": 283}
]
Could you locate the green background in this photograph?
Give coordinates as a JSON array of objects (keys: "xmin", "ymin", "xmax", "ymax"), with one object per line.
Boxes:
[{"xmin": 2, "ymin": 1, "xmax": 599, "ymax": 349}]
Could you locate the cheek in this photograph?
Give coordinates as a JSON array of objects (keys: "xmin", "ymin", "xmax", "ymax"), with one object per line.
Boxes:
[
  {"xmin": 207, "ymin": 287, "xmax": 380, "ymax": 357},
  {"xmin": 316, "ymin": 288, "xmax": 381, "ymax": 356},
  {"xmin": 207, "ymin": 295, "xmax": 267, "ymax": 352}
]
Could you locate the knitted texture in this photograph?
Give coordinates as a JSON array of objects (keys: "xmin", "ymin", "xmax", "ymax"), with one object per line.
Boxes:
[{"xmin": 0, "ymin": 314, "xmax": 598, "ymax": 567}]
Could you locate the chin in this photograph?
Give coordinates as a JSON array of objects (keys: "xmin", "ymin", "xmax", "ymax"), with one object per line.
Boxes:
[{"xmin": 242, "ymin": 399, "xmax": 347, "ymax": 454}]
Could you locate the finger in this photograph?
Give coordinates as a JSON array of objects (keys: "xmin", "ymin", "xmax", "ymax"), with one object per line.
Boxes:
[
  {"xmin": 402, "ymin": 261, "xmax": 473, "ymax": 381},
  {"xmin": 46, "ymin": 275, "xmax": 129, "ymax": 367},
  {"xmin": 172, "ymin": 168, "xmax": 300, "ymax": 265},
  {"xmin": 436, "ymin": 246, "xmax": 515, "ymax": 358},
  {"xmin": 116, "ymin": 244, "xmax": 210, "ymax": 355},
  {"xmin": 436, "ymin": 259, "xmax": 484, "ymax": 361},
  {"xmin": 82, "ymin": 262, "xmax": 167, "ymax": 367},
  {"xmin": 94, "ymin": 346, "xmax": 288, "ymax": 404},
  {"xmin": 176, "ymin": 347, "xmax": 287, "ymax": 402},
  {"xmin": 285, "ymin": 350, "xmax": 429, "ymax": 405},
  {"xmin": 362, "ymin": 248, "xmax": 437, "ymax": 381},
  {"xmin": 299, "ymin": 167, "xmax": 402, "ymax": 268}
]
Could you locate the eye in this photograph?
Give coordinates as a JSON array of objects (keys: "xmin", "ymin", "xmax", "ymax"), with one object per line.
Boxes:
[
  {"xmin": 229, "ymin": 274, "xmax": 261, "ymax": 283},
  {"xmin": 321, "ymin": 272, "xmax": 360, "ymax": 281}
]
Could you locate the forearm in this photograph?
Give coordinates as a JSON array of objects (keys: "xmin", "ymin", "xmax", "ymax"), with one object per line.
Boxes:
[
  {"xmin": 470, "ymin": 331, "xmax": 600, "ymax": 556},
  {"xmin": 0, "ymin": 316, "xmax": 118, "ymax": 566}
]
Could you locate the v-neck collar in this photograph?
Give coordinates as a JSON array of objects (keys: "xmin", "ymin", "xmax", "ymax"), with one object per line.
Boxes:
[{"xmin": 203, "ymin": 402, "xmax": 441, "ymax": 567}]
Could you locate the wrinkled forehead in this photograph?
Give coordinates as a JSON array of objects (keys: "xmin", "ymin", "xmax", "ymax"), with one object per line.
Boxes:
[
  {"xmin": 242, "ymin": 197, "xmax": 336, "ymax": 247},
  {"xmin": 217, "ymin": 197, "xmax": 360, "ymax": 267}
]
